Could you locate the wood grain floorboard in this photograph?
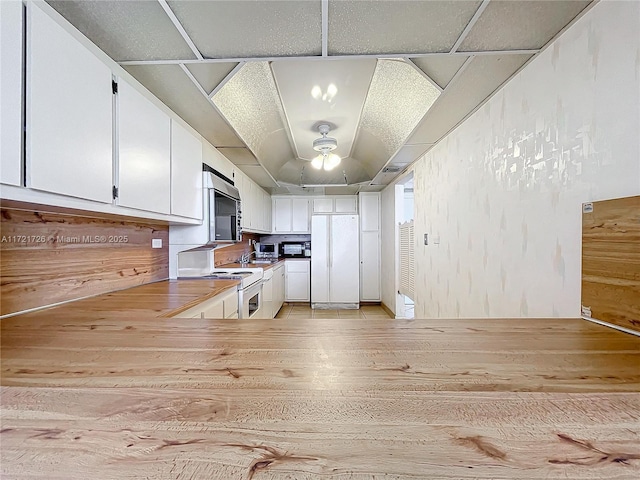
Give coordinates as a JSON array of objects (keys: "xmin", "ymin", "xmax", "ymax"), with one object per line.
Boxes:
[{"xmin": 1, "ymin": 316, "xmax": 639, "ymax": 478}]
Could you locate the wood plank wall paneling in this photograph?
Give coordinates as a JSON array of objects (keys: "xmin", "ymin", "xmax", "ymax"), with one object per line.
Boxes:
[
  {"xmin": 0, "ymin": 203, "xmax": 169, "ymax": 316},
  {"xmin": 582, "ymin": 195, "xmax": 640, "ymax": 333},
  {"xmin": 213, "ymin": 233, "xmax": 260, "ymax": 267}
]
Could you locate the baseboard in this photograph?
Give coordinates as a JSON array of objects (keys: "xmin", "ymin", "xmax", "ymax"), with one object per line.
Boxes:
[{"xmin": 380, "ymin": 301, "xmax": 395, "ymax": 319}]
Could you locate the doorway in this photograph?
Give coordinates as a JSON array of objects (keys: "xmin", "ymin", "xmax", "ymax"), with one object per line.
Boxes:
[{"xmin": 395, "ymin": 173, "xmax": 414, "ymax": 319}]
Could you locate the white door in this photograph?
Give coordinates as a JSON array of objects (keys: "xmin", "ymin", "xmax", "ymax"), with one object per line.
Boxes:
[
  {"xmin": 27, "ymin": 5, "xmax": 112, "ymax": 203},
  {"xmin": 311, "ymin": 215, "xmax": 330, "ymax": 303},
  {"xmin": 329, "ymin": 215, "xmax": 359, "ymax": 303},
  {"xmin": 118, "ymin": 80, "xmax": 171, "ymax": 214}
]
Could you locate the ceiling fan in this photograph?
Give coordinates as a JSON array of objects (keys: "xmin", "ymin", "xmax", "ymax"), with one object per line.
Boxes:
[{"xmin": 311, "ymin": 124, "xmax": 341, "ymax": 171}]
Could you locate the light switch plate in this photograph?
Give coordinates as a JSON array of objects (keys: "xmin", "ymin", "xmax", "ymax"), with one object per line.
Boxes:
[{"xmin": 152, "ymin": 238, "xmax": 162, "ymax": 249}]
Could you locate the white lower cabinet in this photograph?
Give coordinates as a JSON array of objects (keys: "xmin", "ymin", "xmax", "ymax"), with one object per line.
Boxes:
[
  {"xmin": 172, "ymin": 288, "xmax": 238, "ymax": 319},
  {"xmin": 273, "ymin": 263, "xmax": 285, "ymax": 315},
  {"xmin": 285, "ymin": 259, "xmax": 310, "ymax": 302}
]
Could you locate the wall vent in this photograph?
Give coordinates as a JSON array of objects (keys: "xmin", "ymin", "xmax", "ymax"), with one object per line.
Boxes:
[{"xmin": 382, "ymin": 166, "xmax": 402, "ymax": 173}]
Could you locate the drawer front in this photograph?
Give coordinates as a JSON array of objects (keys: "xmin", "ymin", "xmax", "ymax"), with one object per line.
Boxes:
[{"xmin": 286, "ymin": 260, "xmax": 309, "ymax": 273}]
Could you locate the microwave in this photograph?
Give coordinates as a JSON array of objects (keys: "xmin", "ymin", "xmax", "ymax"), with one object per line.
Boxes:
[{"xmin": 280, "ymin": 241, "xmax": 311, "ymax": 258}]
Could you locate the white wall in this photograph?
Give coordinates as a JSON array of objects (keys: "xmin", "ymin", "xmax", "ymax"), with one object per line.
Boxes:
[{"xmin": 406, "ymin": 1, "xmax": 639, "ymax": 319}]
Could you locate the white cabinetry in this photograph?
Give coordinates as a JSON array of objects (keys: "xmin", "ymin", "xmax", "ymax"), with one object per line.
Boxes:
[
  {"xmin": 273, "ymin": 263, "xmax": 285, "ymax": 315},
  {"xmin": 202, "ymin": 141, "xmax": 234, "ymax": 180},
  {"xmin": 235, "ymin": 170, "xmax": 270, "ymax": 234},
  {"xmin": 171, "ymin": 120, "xmax": 203, "ymax": 220},
  {"xmin": 285, "ymin": 259, "xmax": 310, "ymax": 302},
  {"xmin": 172, "ymin": 288, "xmax": 238, "ymax": 319},
  {"xmin": 273, "ymin": 197, "xmax": 311, "ymax": 233},
  {"xmin": 1, "ymin": 0, "xmax": 23, "ymax": 186},
  {"xmin": 259, "ymin": 263, "xmax": 284, "ymax": 318},
  {"xmin": 117, "ymin": 80, "xmax": 171, "ymax": 214},
  {"xmin": 312, "ymin": 196, "xmax": 358, "ymax": 214},
  {"xmin": 359, "ymin": 193, "xmax": 381, "ymax": 301},
  {"xmin": 311, "ymin": 215, "xmax": 360, "ymax": 307},
  {"xmin": 26, "ymin": 5, "xmax": 113, "ymax": 203}
]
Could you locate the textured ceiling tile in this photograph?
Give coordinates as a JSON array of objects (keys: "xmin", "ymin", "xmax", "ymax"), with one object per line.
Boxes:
[
  {"xmin": 122, "ymin": 64, "xmax": 243, "ymax": 147},
  {"xmin": 357, "ymin": 59, "xmax": 440, "ymax": 160},
  {"xmin": 458, "ymin": 0, "xmax": 593, "ymax": 51},
  {"xmin": 46, "ymin": 0, "xmax": 196, "ymax": 61},
  {"xmin": 329, "ymin": 0, "xmax": 482, "ymax": 55},
  {"xmin": 185, "ymin": 63, "xmax": 238, "ymax": 95},
  {"xmin": 212, "ymin": 62, "xmax": 295, "ymax": 174},
  {"xmin": 411, "ymin": 56, "xmax": 470, "ymax": 89},
  {"xmin": 167, "ymin": 0, "xmax": 321, "ymax": 58},
  {"xmin": 409, "ymin": 54, "xmax": 533, "ymax": 145}
]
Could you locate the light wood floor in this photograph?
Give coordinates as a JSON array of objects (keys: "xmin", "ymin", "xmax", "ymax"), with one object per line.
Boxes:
[
  {"xmin": 1, "ymin": 316, "xmax": 639, "ymax": 479},
  {"xmin": 275, "ymin": 304, "xmax": 392, "ymax": 319}
]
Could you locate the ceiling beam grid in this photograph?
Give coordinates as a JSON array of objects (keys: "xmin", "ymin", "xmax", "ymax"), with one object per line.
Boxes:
[
  {"xmin": 157, "ymin": 0, "xmax": 203, "ymax": 60},
  {"xmin": 449, "ymin": 0, "xmax": 491, "ymax": 54}
]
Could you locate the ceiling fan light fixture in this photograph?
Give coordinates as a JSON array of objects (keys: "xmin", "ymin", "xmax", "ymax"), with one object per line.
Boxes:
[
  {"xmin": 311, "ymin": 155, "xmax": 324, "ymax": 169},
  {"xmin": 324, "ymin": 153, "xmax": 341, "ymax": 170}
]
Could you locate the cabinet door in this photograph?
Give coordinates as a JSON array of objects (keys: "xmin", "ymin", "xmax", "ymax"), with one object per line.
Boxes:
[
  {"xmin": 27, "ymin": 5, "xmax": 112, "ymax": 202},
  {"xmin": 118, "ymin": 81, "xmax": 171, "ymax": 214},
  {"xmin": 171, "ymin": 120, "xmax": 202, "ymax": 219},
  {"xmin": 274, "ymin": 198, "xmax": 292, "ymax": 232},
  {"xmin": 360, "ymin": 231, "xmax": 381, "ymax": 301},
  {"xmin": 335, "ymin": 196, "xmax": 357, "ymax": 213},
  {"xmin": 313, "ymin": 198, "xmax": 333, "ymax": 213},
  {"xmin": 291, "ymin": 198, "xmax": 310, "ymax": 233},
  {"xmin": 1, "ymin": 0, "xmax": 23, "ymax": 186},
  {"xmin": 203, "ymin": 141, "xmax": 234, "ymax": 180},
  {"xmin": 360, "ymin": 193, "xmax": 380, "ymax": 231},
  {"xmin": 201, "ymin": 298, "xmax": 224, "ymax": 318},
  {"xmin": 286, "ymin": 272, "xmax": 310, "ymax": 301}
]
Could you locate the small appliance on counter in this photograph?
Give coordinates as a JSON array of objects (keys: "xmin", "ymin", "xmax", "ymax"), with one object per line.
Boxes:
[
  {"xmin": 279, "ymin": 241, "xmax": 311, "ymax": 258},
  {"xmin": 256, "ymin": 242, "xmax": 278, "ymax": 260}
]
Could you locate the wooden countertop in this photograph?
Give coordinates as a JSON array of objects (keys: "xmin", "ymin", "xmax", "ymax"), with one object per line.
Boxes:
[
  {"xmin": 8, "ymin": 278, "xmax": 241, "ymax": 321},
  {"xmin": 1, "ymin": 316, "xmax": 639, "ymax": 478}
]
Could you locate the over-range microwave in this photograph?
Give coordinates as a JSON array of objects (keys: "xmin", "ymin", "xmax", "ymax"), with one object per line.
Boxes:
[
  {"xmin": 280, "ymin": 241, "xmax": 311, "ymax": 258},
  {"xmin": 205, "ymin": 166, "xmax": 242, "ymax": 242}
]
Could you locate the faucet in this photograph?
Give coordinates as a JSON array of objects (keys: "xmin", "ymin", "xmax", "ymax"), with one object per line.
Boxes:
[{"xmin": 239, "ymin": 251, "xmax": 256, "ymax": 264}]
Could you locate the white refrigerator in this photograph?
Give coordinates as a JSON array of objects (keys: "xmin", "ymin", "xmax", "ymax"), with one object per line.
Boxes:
[{"xmin": 311, "ymin": 214, "xmax": 360, "ymax": 308}]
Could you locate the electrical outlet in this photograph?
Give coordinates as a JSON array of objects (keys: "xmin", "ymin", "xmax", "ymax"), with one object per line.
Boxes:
[
  {"xmin": 152, "ymin": 238, "xmax": 162, "ymax": 249},
  {"xmin": 424, "ymin": 233, "xmax": 428, "ymax": 245}
]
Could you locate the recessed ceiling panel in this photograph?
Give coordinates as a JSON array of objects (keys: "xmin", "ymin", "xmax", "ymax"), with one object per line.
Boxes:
[
  {"xmin": 167, "ymin": 0, "xmax": 322, "ymax": 58},
  {"xmin": 218, "ymin": 148, "xmax": 259, "ymax": 166},
  {"xmin": 122, "ymin": 64, "xmax": 243, "ymax": 147},
  {"xmin": 46, "ymin": 1, "xmax": 196, "ymax": 61},
  {"xmin": 409, "ymin": 54, "xmax": 533, "ymax": 145},
  {"xmin": 411, "ymin": 56, "xmax": 470, "ymax": 89},
  {"xmin": 459, "ymin": 0, "xmax": 592, "ymax": 51},
  {"xmin": 328, "ymin": 1, "xmax": 482, "ymax": 55},
  {"xmin": 356, "ymin": 59, "xmax": 440, "ymax": 163},
  {"xmin": 272, "ymin": 59, "xmax": 377, "ymax": 161},
  {"xmin": 212, "ymin": 62, "xmax": 296, "ymax": 175},
  {"xmin": 185, "ymin": 63, "xmax": 238, "ymax": 95}
]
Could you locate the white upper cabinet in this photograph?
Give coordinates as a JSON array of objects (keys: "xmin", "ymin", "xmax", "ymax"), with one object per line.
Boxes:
[
  {"xmin": 171, "ymin": 120, "xmax": 202, "ymax": 219},
  {"xmin": 234, "ymin": 169, "xmax": 271, "ymax": 233},
  {"xmin": 312, "ymin": 196, "xmax": 358, "ymax": 214},
  {"xmin": 117, "ymin": 80, "xmax": 171, "ymax": 214},
  {"xmin": 202, "ymin": 141, "xmax": 234, "ymax": 181},
  {"xmin": 274, "ymin": 197, "xmax": 310, "ymax": 234},
  {"xmin": 1, "ymin": 0, "xmax": 23, "ymax": 186},
  {"xmin": 26, "ymin": 5, "xmax": 113, "ymax": 203}
]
